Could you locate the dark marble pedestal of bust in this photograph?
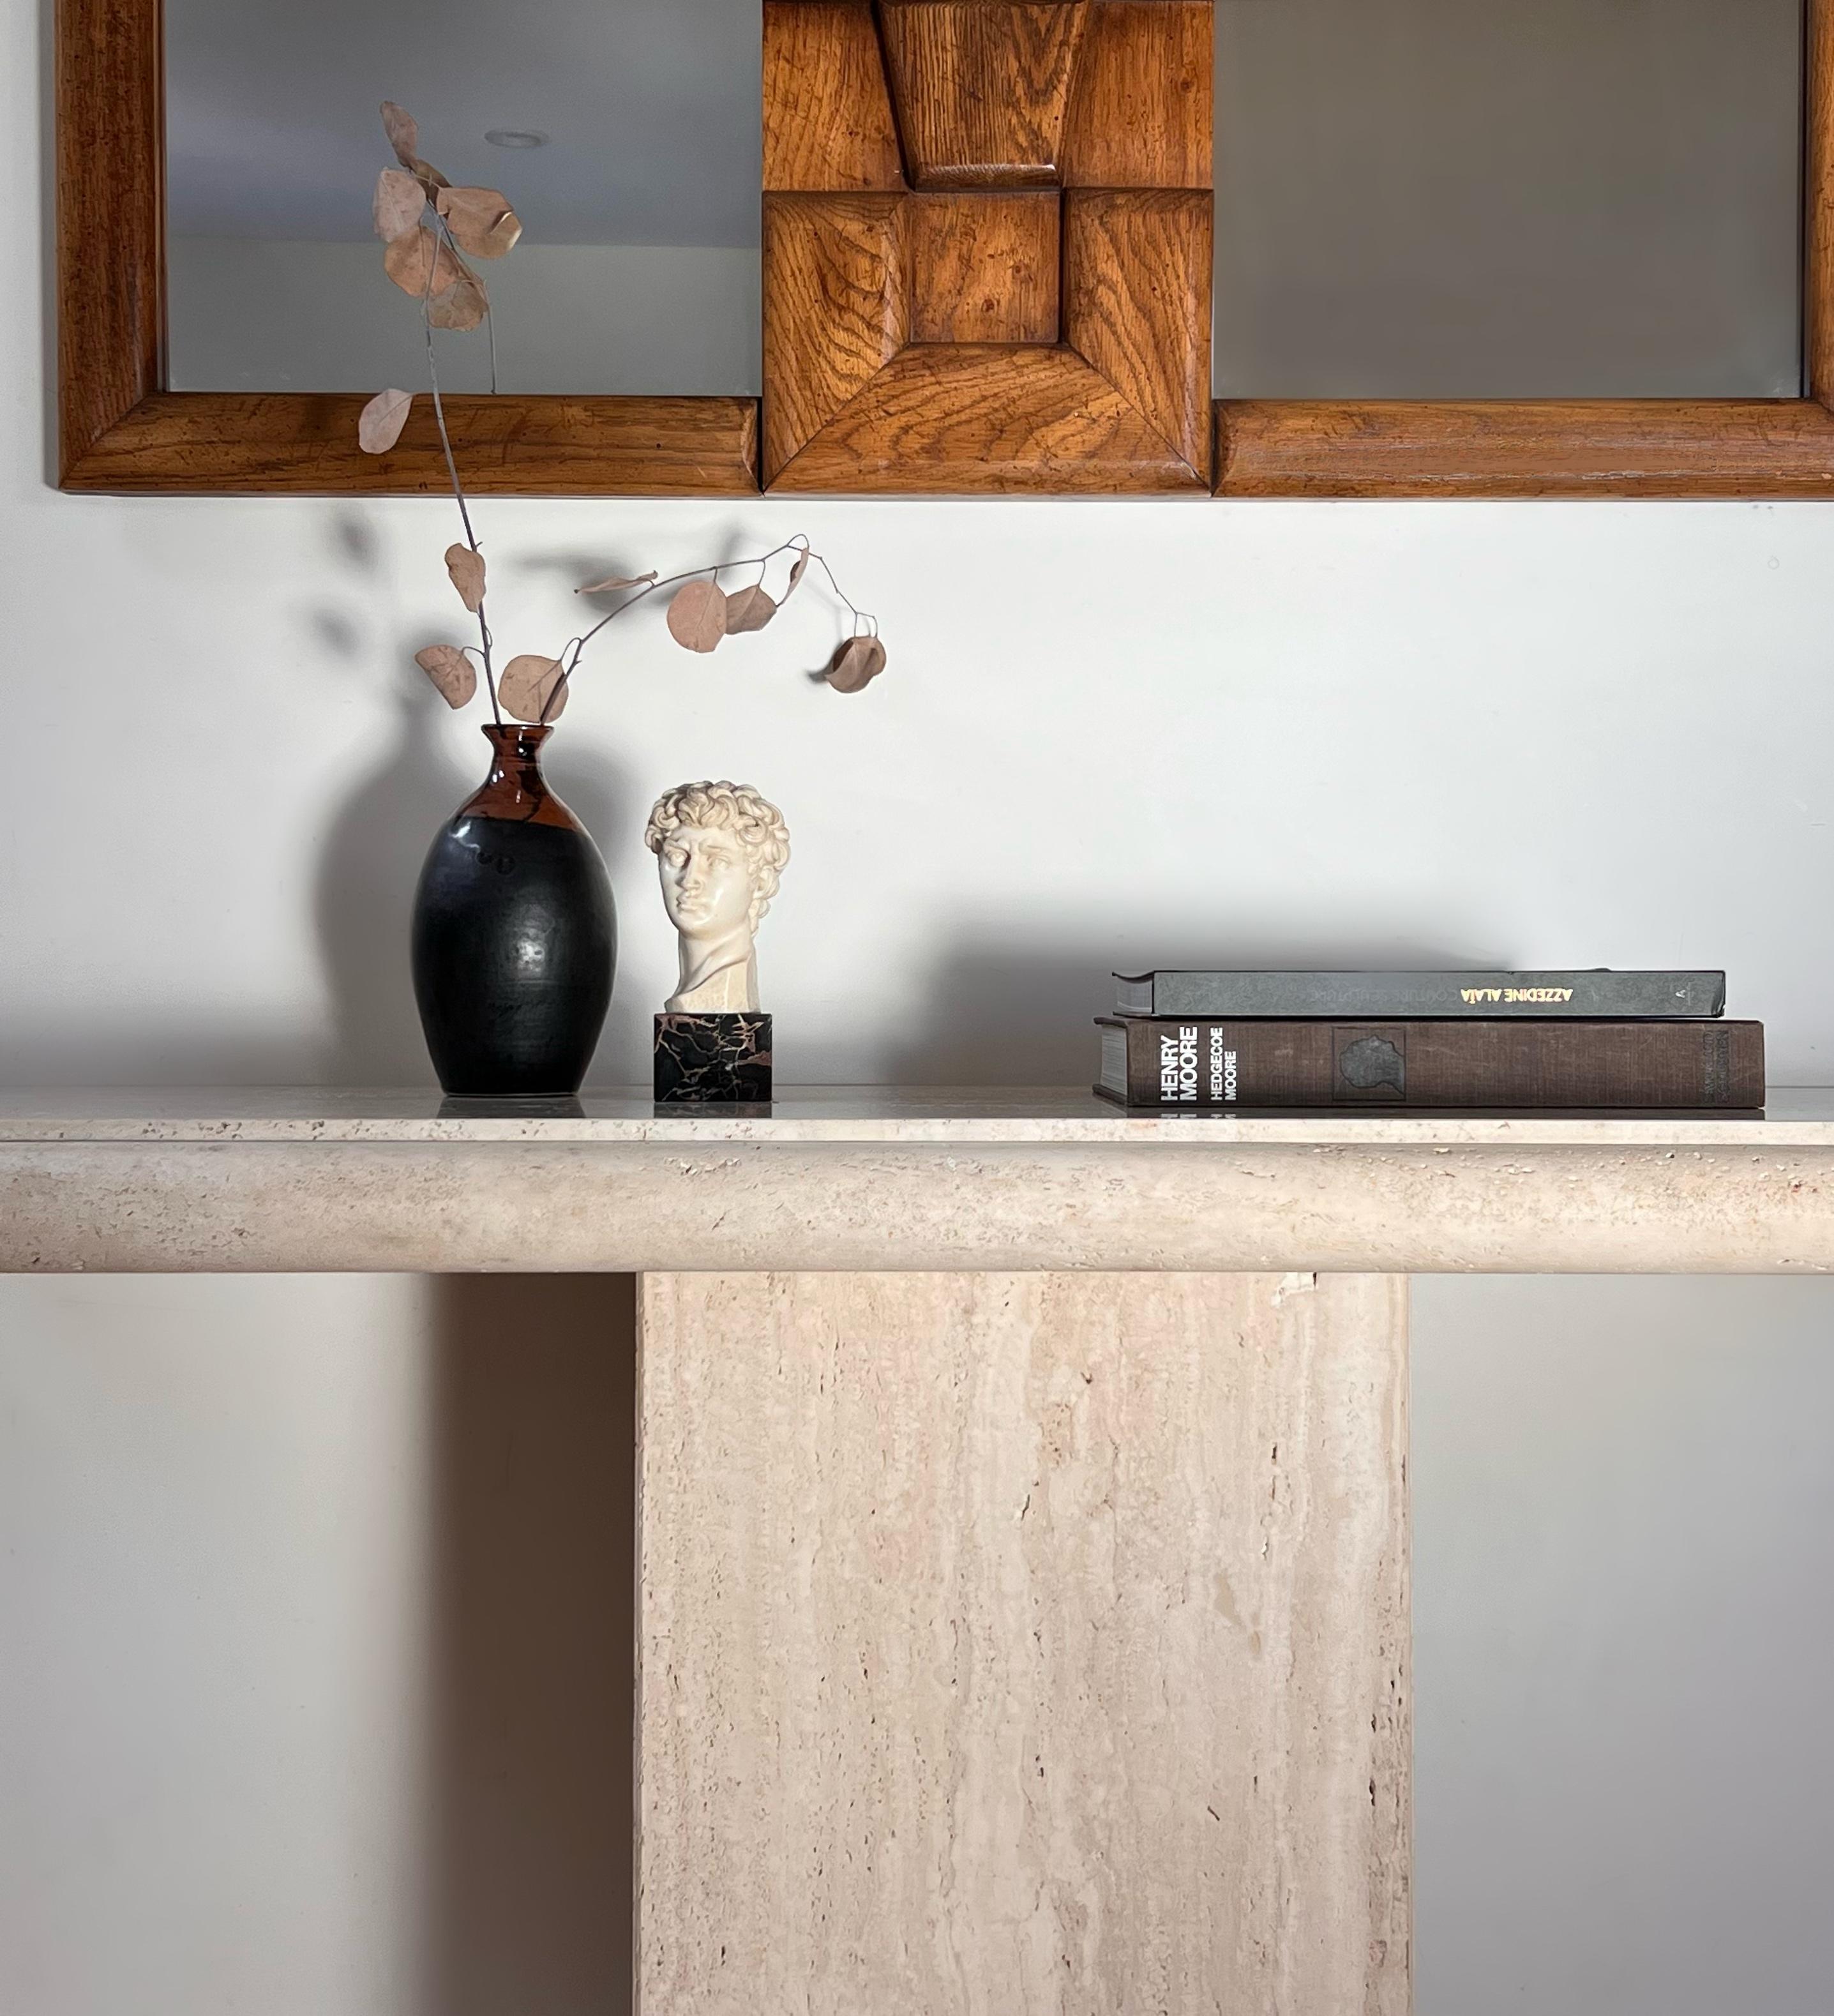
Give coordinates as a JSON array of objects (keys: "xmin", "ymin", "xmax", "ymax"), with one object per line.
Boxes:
[{"xmin": 654, "ymin": 1012, "xmax": 772, "ymax": 1104}]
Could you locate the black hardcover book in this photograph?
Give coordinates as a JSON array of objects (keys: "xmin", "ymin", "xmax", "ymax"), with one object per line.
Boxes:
[
  {"xmin": 1096, "ymin": 1016, "xmax": 1764, "ymax": 1110},
  {"xmin": 1113, "ymin": 969, "xmax": 1726, "ymax": 1020}
]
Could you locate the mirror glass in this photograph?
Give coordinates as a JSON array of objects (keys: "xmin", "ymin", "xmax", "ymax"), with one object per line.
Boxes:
[
  {"xmin": 164, "ymin": 0, "xmax": 761, "ymax": 396},
  {"xmin": 1214, "ymin": 0, "xmax": 1803, "ymax": 398}
]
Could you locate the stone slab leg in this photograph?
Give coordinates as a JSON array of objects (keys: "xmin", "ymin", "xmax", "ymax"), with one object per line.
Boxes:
[{"xmin": 636, "ymin": 1272, "xmax": 1410, "ymax": 2016}]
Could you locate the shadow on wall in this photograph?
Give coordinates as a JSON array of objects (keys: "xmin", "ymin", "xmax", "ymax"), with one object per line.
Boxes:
[
  {"xmin": 885, "ymin": 933, "xmax": 1501, "ymax": 1083},
  {"xmin": 423, "ymin": 1274, "xmax": 636, "ymax": 2016},
  {"xmin": 310, "ymin": 509, "xmax": 647, "ymax": 1086}
]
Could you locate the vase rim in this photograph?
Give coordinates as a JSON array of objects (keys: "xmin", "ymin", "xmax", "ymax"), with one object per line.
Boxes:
[{"xmin": 483, "ymin": 721, "xmax": 553, "ymax": 747}]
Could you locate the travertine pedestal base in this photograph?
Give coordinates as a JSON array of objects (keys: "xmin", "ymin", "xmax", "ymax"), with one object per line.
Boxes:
[{"xmin": 637, "ymin": 1271, "xmax": 1411, "ymax": 2015}]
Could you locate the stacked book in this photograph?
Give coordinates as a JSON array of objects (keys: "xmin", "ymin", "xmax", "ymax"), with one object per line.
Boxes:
[{"xmin": 1095, "ymin": 969, "xmax": 1764, "ymax": 1112}]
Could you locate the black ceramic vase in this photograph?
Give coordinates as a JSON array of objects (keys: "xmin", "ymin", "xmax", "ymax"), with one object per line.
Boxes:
[{"xmin": 412, "ymin": 724, "xmax": 615, "ymax": 1097}]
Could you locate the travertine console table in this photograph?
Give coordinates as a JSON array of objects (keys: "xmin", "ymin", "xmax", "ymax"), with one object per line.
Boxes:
[{"xmin": 8, "ymin": 1088, "xmax": 1833, "ymax": 2015}]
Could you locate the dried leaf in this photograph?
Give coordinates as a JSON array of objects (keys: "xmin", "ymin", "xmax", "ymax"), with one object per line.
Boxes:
[
  {"xmin": 785, "ymin": 546, "xmax": 811, "ymax": 596},
  {"xmin": 500, "ymin": 653, "xmax": 567, "ymax": 723},
  {"xmin": 444, "ymin": 543, "xmax": 486, "ymax": 612},
  {"xmin": 410, "ymin": 158, "xmax": 451, "ymax": 192},
  {"xmin": 723, "ymin": 583, "xmax": 777, "ymax": 633},
  {"xmin": 578, "ymin": 569, "xmax": 658, "ymax": 594},
  {"xmin": 380, "ymin": 101, "xmax": 419, "ymax": 168},
  {"xmin": 666, "ymin": 578, "xmax": 726, "ymax": 653},
  {"xmin": 826, "ymin": 635, "xmax": 886, "ymax": 694},
  {"xmin": 373, "ymin": 167, "xmax": 425, "ymax": 243},
  {"xmin": 436, "ymin": 184, "xmax": 523, "ymax": 259},
  {"xmin": 426, "ymin": 271, "xmax": 489, "ymax": 331},
  {"xmin": 357, "ymin": 387, "xmax": 413, "ymax": 453},
  {"xmin": 382, "ymin": 225, "xmax": 462, "ymax": 299},
  {"xmin": 414, "ymin": 644, "xmax": 477, "ymax": 709}
]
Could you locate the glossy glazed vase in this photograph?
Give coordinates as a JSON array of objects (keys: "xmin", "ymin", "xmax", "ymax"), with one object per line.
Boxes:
[{"xmin": 411, "ymin": 725, "xmax": 615, "ymax": 1097}]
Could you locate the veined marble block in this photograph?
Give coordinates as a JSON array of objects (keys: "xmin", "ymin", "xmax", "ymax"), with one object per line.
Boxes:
[
  {"xmin": 653, "ymin": 1012, "xmax": 773, "ymax": 1103},
  {"xmin": 636, "ymin": 1270, "xmax": 1411, "ymax": 2015}
]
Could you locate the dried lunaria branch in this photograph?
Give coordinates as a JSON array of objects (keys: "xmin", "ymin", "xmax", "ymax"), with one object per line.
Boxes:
[
  {"xmin": 539, "ymin": 536, "xmax": 887, "ymax": 719},
  {"xmin": 356, "ymin": 105, "xmax": 885, "ymax": 726}
]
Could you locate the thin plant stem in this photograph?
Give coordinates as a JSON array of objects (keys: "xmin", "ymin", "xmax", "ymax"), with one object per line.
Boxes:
[{"xmin": 420, "ymin": 211, "xmax": 500, "ymax": 725}]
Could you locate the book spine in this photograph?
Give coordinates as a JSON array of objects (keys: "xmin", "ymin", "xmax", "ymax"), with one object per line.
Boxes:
[
  {"xmin": 1105, "ymin": 1019, "xmax": 1764, "ymax": 1109},
  {"xmin": 1139, "ymin": 972, "xmax": 1726, "ymax": 1019}
]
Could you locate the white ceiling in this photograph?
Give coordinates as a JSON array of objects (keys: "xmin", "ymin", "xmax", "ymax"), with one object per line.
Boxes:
[{"xmin": 165, "ymin": 0, "xmax": 762, "ymax": 246}]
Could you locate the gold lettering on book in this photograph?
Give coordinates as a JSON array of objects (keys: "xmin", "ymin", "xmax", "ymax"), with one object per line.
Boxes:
[{"xmin": 1459, "ymin": 986, "xmax": 1575, "ymax": 1005}]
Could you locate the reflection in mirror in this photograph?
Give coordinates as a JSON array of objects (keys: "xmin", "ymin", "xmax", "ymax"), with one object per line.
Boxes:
[
  {"xmin": 165, "ymin": 0, "xmax": 762, "ymax": 396},
  {"xmin": 1214, "ymin": 0, "xmax": 1803, "ymax": 398}
]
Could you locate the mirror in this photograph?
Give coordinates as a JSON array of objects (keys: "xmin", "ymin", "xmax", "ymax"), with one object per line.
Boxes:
[
  {"xmin": 163, "ymin": 0, "xmax": 762, "ymax": 396},
  {"xmin": 1214, "ymin": 0, "xmax": 1803, "ymax": 398}
]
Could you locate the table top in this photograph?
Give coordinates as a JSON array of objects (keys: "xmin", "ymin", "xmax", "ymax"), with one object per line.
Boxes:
[{"xmin": 3, "ymin": 1085, "xmax": 1832, "ymax": 1146}]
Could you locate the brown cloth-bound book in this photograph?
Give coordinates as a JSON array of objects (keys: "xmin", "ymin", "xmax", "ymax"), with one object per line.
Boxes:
[{"xmin": 1095, "ymin": 1016, "xmax": 1764, "ymax": 1110}]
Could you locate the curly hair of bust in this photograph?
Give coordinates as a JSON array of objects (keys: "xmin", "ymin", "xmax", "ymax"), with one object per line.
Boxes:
[{"xmin": 645, "ymin": 781, "xmax": 792, "ymax": 927}]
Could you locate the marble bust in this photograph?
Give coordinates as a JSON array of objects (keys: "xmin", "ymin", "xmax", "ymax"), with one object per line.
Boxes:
[{"xmin": 644, "ymin": 781, "xmax": 791, "ymax": 1012}]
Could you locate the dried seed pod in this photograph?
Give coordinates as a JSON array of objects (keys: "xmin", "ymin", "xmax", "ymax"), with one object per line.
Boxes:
[
  {"xmin": 666, "ymin": 578, "xmax": 727, "ymax": 653},
  {"xmin": 444, "ymin": 543, "xmax": 485, "ymax": 613},
  {"xmin": 380, "ymin": 100, "xmax": 419, "ymax": 167},
  {"xmin": 436, "ymin": 185, "xmax": 523, "ymax": 259},
  {"xmin": 500, "ymin": 654, "xmax": 567, "ymax": 723},
  {"xmin": 357, "ymin": 387, "xmax": 413, "ymax": 453},
  {"xmin": 825, "ymin": 635, "xmax": 886, "ymax": 693},
  {"xmin": 373, "ymin": 168, "xmax": 425, "ymax": 243},
  {"xmin": 414, "ymin": 644, "xmax": 476, "ymax": 708},
  {"xmin": 723, "ymin": 583, "xmax": 778, "ymax": 633}
]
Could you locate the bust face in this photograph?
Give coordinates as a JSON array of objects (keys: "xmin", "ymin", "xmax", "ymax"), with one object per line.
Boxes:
[{"xmin": 656, "ymin": 824, "xmax": 755, "ymax": 943}]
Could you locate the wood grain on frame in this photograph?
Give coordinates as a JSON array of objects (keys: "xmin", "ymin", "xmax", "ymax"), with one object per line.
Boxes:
[
  {"xmin": 57, "ymin": 0, "xmax": 760, "ymax": 494},
  {"xmin": 1061, "ymin": 0, "xmax": 1213, "ymax": 190},
  {"xmin": 878, "ymin": 1, "xmax": 1090, "ymax": 188},
  {"xmin": 768, "ymin": 343, "xmax": 1201, "ymax": 492},
  {"xmin": 905, "ymin": 192, "xmax": 1062, "ymax": 344},
  {"xmin": 59, "ymin": 393, "xmax": 762, "ymax": 495},
  {"xmin": 61, "ymin": 0, "xmax": 1834, "ymax": 498},
  {"xmin": 1215, "ymin": 399, "xmax": 1834, "ymax": 499},
  {"xmin": 763, "ymin": 0, "xmax": 1214, "ymax": 492},
  {"xmin": 763, "ymin": 0, "xmax": 905, "ymax": 191},
  {"xmin": 763, "ymin": 193, "xmax": 908, "ymax": 478},
  {"xmin": 57, "ymin": 0, "xmax": 164, "ymax": 475},
  {"xmin": 1065, "ymin": 190, "xmax": 1212, "ymax": 476},
  {"xmin": 1807, "ymin": 0, "xmax": 1834, "ymax": 408}
]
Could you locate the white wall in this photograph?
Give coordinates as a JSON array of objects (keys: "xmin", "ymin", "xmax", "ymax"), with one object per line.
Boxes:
[
  {"xmin": 7, "ymin": 0, "xmax": 1834, "ymax": 2007},
  {"xmin": 1411, "ymin": 1275, "xmax": 1834, "ymax": 2015},
  {"xmin": 8, "ymin": 478, "xmax": 1834, "ymax": 1089},
  {"xmin": 0, "ymin": 1274, "xmax": 635, "ymax": 2016}
]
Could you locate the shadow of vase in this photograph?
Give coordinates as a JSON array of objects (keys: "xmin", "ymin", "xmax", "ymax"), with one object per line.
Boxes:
[{"xmin": 313, "ymin": 691, "xmax": 472, "ymax": 1086}]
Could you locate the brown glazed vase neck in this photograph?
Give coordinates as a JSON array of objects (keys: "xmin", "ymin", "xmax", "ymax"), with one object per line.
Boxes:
[{"xmin": 462, "ymin": 723, "xmax": 577, "ymax": 829}]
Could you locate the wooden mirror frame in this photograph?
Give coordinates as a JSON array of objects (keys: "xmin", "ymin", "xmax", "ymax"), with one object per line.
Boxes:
[{"xmin": 57, "ymin": 0, "xmax": 1834, "ymax": 498}]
